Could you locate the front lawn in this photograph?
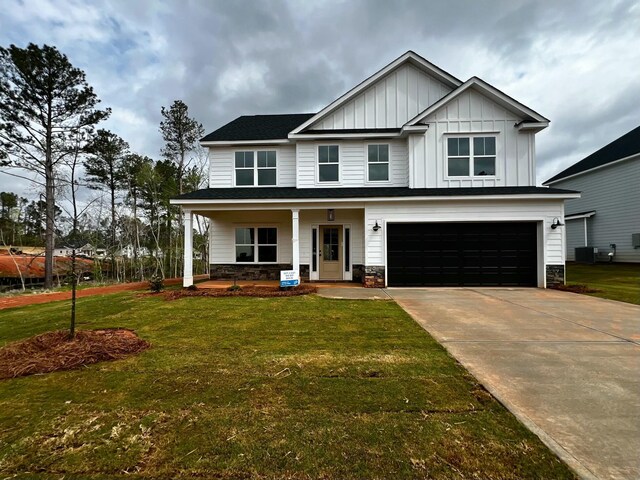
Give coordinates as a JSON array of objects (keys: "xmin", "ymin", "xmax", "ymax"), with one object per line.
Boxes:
[
  {"xmin": 0, "ymin": 293, "xmax": 575, "ymax": 479},
  {"xmin": 566, "ymin": 262, "xmax": 640, "ymax": 305}
]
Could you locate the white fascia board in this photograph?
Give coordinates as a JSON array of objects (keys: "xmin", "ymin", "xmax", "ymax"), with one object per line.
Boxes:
[
  {"xmin": 289, "ymin": 51, "xmax": 463, "ymax": 135},
  {"xmin": 200, "ymin": 139, "xmax": 291, "ymax": 147},
  {"xmin": 516, "ymin": 121, "xmax": 548, "ymax": 131},
  {"xmin": 565, "ymin": 211, "xmax": 596, "ymax": 220},
  {"xmin": 288, "ymin": 132, "xmax": 402, "ymax": 140},
  {"xmin": 171, "ymin": 192, "xmax": 580, "ymax": 207},
  {"xmin": 543, "ymin": 152, "xmax": 640, "ymax": 185},
  {"xmin": 405, "ymin": 77, "xmax": 550, "ymax": 127}
]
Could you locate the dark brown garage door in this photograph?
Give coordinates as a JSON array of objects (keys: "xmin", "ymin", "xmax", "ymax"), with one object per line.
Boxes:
[{"xmin": 387, "ymin": 222, "xmax": 538, "ymax": 287}]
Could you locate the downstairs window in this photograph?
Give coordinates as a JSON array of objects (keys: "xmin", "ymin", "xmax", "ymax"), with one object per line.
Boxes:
[{"xmin": 235, "ymin": 227, "xmax": 277, "ymax": 263}]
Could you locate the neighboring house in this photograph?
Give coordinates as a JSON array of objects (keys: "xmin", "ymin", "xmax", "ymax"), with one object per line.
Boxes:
[
  {"xmin": 53, "ymin": 246, "xmax": 74, "ymax": 257},
  {"xmin": 543, "ymin": 126, "xmax": 640, "ymax": 263},
  {"xmin": 77, "ymin": 243, "xmax": 107, "ymax": 259},
  {"xmin": 172, "ymin": 51, "xmax": 579, "ymax": 288}
]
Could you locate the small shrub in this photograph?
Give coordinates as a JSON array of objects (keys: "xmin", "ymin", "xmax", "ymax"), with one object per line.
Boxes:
[
  {"xmin": 186, "ymin": 284, "xmax": 198, "ymax": 291},
  {"xmin": 149, "ymin": 275, "xmax": 164, "ymax": 293},
  {"xmin": 227, "ymin": 284, "xmax": 242, "ymax": 292}
]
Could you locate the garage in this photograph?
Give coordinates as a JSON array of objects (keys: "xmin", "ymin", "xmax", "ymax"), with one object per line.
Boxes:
[{"xmin": 387, "ymin": 222, "xmax": 538, "ymax": 287}]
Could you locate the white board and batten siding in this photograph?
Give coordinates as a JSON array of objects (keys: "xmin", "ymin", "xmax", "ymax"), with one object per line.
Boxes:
[
  {"xmin": 363, "ymin": 199, "xmax": 566, "ymax": 287},
  {"xmin": 296, "ymin": 139, "xmax": 409, "ymax": 188},
  {"xmin": 209, "ymin": 145, "xmax": 297, "ymax": 188},
  {"xmin": 551, "ymin": 157, "xmax": 640, "ymax": 263},
  {"xmin": 411, "ymin": 88, "xmax": 536, "ymax": 188},
  {"xmin": 309, "ymin": 63, "xmax": 453, "ymax": 130}
]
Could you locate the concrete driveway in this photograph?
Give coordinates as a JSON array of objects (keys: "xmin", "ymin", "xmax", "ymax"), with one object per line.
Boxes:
[{"xmin": 386, "ymin": 288, "xmax": 640, "ymax": 480}]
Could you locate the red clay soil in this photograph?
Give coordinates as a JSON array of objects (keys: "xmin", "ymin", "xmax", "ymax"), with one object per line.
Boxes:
[
  {"xmin": 0, "ymin": 328, "xmax": 150, "ymax": 380},
  {"xmin": 0, "ymin": 275, "xmax": 208, "ymax": 310},
  {"xmin": 0, "ymin": 254, "xmax": 93, "ymax": 278},
  {"xmin": 159, "ymin": 284, "xmax": 317, "ymax": 300}
]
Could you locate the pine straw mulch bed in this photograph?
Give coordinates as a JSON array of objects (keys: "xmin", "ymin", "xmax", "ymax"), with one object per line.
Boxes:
[
  {"xmin": 159, "ymin": 284, "xmax": 318, "ymax": 300},
  {"xmin": 0, "ymin": 329, "xmax": 150, "ymax": 380},
  {"xmin": 552, "ymin": 284, "xmax": 601, "ymax": 294}
]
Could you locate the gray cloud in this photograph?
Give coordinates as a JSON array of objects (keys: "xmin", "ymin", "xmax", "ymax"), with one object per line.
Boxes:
[{"xmin": 1, "ymin": 0, "xmax": 638, "ymax": 199}]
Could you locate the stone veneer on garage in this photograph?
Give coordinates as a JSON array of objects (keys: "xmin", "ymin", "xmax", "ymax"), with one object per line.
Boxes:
[
  {"xmin": 363, "ymin": 266, "xmax": 385, "ymax": 288},
  {"xmin": 545, "ymin": 264, "xmax": 565, "ymax": 287}
]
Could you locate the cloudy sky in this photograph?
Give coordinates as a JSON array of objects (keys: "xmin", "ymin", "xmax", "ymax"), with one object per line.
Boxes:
[{"xmin": 1, "ymin": 0, "xmax": 639, "ymax": 198}]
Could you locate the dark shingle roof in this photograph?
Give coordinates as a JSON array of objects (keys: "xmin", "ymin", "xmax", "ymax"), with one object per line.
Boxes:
[
  {"xmin": 201, "ymin": 113, "xmax": 316, "ymax": 142},
  {"xmin": 175, "ymin": 186, "xmax": 578, "ymax": 201},
  {"xmin": 545, "ymin": 125, "xmax": 640, "ymax": 184}
]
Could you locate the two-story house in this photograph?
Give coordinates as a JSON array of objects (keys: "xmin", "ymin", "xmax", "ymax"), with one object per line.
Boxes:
[{"xmin": 172, "ymin": 51, "xmax": 579, "ymax": 288}]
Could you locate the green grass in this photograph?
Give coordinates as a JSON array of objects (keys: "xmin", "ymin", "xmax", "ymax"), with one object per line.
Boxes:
[
  {"xmin": 0, "ymin": 293, "xmax": 575, "ymax": 479},
  {"xmin": 566, "ymin": 262, "xmax": 640, "ymax": 304}
]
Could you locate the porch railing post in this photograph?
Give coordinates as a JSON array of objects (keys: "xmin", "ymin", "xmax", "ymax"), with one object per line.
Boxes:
[
  {"xmin": 183, "ymin": 209, "xmax": 193, "ymax": 287},
  {"xmin": 292, "ymin": 209, "xmax": 300, "ymax": 280}
]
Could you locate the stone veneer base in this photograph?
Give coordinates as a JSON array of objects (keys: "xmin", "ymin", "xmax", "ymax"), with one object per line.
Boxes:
[
  {"xmin": 364, "ymin": 266, "xmax": 385, "ymax": 288},
  {"xmin": 545, "ymin": 264, "xmax": 565, "ymax": 287}
]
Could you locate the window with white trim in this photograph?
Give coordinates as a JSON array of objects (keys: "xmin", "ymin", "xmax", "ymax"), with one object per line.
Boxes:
[
  {"xmin": 235, "ymin": 150, "xmax": 277, "ymax": 186},
  {"xmin": 447, "ymin": 136, "xmax": 496, "ymax": 177},
  {"xmin": 318, "ymin": 145, "xmax": 339, "ymax": 182},
  {"xmin": 235, "ymin": 227, "xmax": 277, "ymax": 263},
  {"xmin": 367, "ymin": 144, "xmax": 389, "ymax": 181}
]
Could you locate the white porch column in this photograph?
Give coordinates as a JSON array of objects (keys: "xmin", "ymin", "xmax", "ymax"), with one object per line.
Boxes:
[
  {"xmin": 183, "ymin": 209, "xmax": 193, "ymax": 287},
  {"xmin": 292, "ymin": 209, "xmax": 300, "ymax": 279}
]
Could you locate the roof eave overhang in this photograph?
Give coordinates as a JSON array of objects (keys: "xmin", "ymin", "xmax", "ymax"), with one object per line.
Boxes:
[
  {"xmin": 200, "ymin": 139, "xmax": 291, "ymax": 147},
  {"xmin": 171, "ymin": 192, "xmax": 581, "ymax": 207},
  {"xmin": 565, "ymin": 211, "xmax": 596, "ymax": 220},
  {"xmin": 288, "ymin": 131, "xmax": 402, "ymax": 140}
]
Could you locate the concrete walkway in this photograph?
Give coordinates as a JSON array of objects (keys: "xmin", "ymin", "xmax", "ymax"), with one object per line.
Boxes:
[{"xmin": 385, "ymin": 288, "xmax": 640, "ymax": 480}]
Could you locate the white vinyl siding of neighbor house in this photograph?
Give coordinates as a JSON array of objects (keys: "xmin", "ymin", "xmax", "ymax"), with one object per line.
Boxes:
[
  {"xmin": 551, "ymin": 157, "xmax": 640, "ymax": 263},
  {"xmin": 308, "ymin": 63, "xmax": 453, "ymax": 130},
  {"xmin": 296, "ymin": 140, "xmax": 409, "ymax": 188},
  {"xmin": 209, "ymin": 145, "xmax": 297, "ymax": 188},
  {"xmin": 565, "ymin": 219, "xmax": 586, "ymax": 262},
  {"xmin": 409, "ymin": 88, "xmax": 536, "ymax": 188},
  {"xmin": 363, "ymin": 198, "xmax": 565, "ymax": 287}
]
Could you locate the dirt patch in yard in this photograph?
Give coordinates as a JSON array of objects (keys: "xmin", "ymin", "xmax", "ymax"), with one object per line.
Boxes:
[
  {"xmin": 158, "ymin": 284, "xmax": 317, "ymax": 300},
  {"xmin": 552, "ymin": 284, "xmax": 601, "ymax": 294},
  {"xmin": 0, "ymin": 329, "xmax": 150, "ymax": 380}
]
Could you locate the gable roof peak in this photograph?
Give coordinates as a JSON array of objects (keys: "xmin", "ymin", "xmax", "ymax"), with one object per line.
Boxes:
[{"xmin": 289, "ymin": 51, "xmax": 463, "ymax": 136}]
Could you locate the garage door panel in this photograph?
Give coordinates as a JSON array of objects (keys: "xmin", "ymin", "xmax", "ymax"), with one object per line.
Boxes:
[{"xmin": 387, "ymin": 222, "xmax": 537, "ymax": 287}]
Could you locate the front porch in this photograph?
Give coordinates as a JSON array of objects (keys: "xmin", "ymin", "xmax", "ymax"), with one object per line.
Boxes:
[{"xmin": 181, "ymin": 206, "xmax": 378, "ymax": 288}]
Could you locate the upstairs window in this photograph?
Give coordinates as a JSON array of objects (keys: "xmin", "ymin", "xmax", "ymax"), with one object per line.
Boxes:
[
  {"xmin": 447, "ymin": 136, "xmax": 496, "ymax": 177},
  {"xmin": 235, "ymin": 227, "xmax": 277, "ymax": 263},
  {"xmin": 368, "ymin": 144, "xmax": 389, "ymax": 181},
  {"xmin": 235, "ymin": 150, "xmax": 277, "ymax": 186},
  {"xmin": 318, "ymin": 145, "xmax": 339, "ymax": 182},
  {"xmin": 235, "ymin": 151, "xmax": 254, "ymax": 186}
]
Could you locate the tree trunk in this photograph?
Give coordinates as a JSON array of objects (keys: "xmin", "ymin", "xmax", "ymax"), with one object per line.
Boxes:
[{"xmin": 44, "ymin": 159, "xmax": 55, "ymax": 289}]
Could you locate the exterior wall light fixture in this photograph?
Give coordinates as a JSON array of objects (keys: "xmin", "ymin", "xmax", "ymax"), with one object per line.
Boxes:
[
  {"xmin": 372, "ymin": 221, "xmax": 381, "ymax": 232},
  {"xmin": 551, "ymin": 217, "xmax": 564, "ymax": 229}
]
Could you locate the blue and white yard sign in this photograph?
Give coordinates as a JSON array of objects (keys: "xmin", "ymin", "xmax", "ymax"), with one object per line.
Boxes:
[{"xmin": 280, "ymin": 270, "xmax": 300, "ymax": 287}]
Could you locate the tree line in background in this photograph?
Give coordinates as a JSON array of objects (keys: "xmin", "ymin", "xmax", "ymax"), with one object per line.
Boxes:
[{"xmin": 0, "ymin": 43, "xmax": 208, "ymax": 289}]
